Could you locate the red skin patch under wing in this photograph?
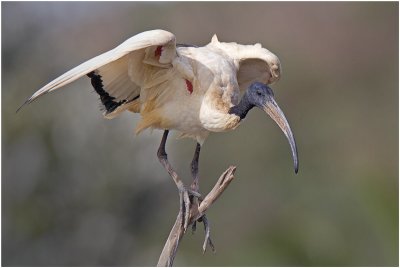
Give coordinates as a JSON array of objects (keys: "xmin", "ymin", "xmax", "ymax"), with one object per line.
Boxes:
[
  {"xmin": 155, "ymin": 46, "xmax": 162, "ymax": 60},
  {"xmin": 185, "ymin": 79, "xmax": 193, "ymax": 94}
]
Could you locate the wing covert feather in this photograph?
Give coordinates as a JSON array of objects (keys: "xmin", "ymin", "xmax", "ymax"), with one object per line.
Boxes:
[{"xmin": 24, "ymin": 29, "xmax": 177, "ymax": 110}]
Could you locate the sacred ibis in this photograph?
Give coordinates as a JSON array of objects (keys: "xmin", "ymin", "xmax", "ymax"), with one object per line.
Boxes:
[{"xmin": 19, "ymin": 29, "xmax": 299, "ymax": 229}]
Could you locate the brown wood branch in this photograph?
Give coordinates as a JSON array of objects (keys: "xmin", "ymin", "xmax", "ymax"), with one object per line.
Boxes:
[{"xmin": 157, "ymin": 166, "xmax": 237, "ymax": 267}]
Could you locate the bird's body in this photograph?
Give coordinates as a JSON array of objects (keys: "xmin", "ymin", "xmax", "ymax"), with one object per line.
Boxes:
[
  {"xmin": 136, "ymin": 44, "xmax": 242, "ymax": 143},
  {"xmin": 24, "ymin": 30, "xmax": 282, "ymax": 144},
  {"xmin": 21, "ymin": 29, "xmax": 298, "ymax": 231}
]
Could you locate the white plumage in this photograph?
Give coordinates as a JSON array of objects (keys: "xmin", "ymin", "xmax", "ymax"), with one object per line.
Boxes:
[{"xmin": 24, "ymin": 29, "xmax": 281, "ymax": 144}]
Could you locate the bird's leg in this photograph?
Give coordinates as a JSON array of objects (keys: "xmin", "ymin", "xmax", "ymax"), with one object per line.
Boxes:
[
  {"xmin": 190, "ymin": 143, "xmax": 201, "ymax": 193},
  {"xmin": 157, "ymin": 130, "xmax": 200, "ymax": 231},
  {"xmin": 189, "ymin": 143, "xmax": 215, "ymax": 252},
  {"xmin": 190, "ymin": 143, "xmax": 201, "ymax": 233}
]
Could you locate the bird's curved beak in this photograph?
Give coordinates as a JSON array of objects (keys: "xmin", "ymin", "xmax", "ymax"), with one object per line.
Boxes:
[{"xmin": 263, "ymin": 97, "xmax": 299, "ymax": 174}]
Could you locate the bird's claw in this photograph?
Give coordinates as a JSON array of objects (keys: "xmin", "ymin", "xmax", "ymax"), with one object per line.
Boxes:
[
  {"xmin": 188, "ymin": 188, "xmax": 201, "ymax": 198},
  {"xmin": 201, "ymin": 215, "xmax": 215, "ymax": 254},
  {"xmin": 178, "ymin": 187, "xmax": 201, "ymax": 231},
  {"xmin": 178, "ymin": 185, "xmax": 215, "ymax": 253},
  {"xmin": 191, "ymin": 220, "xmax": 197, "ymax": 234}
]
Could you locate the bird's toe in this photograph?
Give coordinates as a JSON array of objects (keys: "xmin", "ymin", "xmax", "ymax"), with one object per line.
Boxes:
[{"xmin": 178, "ymin": 187, "xmax": 192, "ymax": 231}]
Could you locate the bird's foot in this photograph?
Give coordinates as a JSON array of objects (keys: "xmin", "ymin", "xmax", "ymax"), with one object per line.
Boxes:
[
  {"xmin": 179, "ymin": 183, "xmax": 215, "ymax": 253},
  {"xmin": 178, "ymin": 186, "xmax": 201, "ymax": 231},
  {"xmin": 189, "ymin": 187, "xmax": 215, "ymax": 254},
  {"xmin": 191, "ymin": 215, "xmax": 216, "ymax": 254}
]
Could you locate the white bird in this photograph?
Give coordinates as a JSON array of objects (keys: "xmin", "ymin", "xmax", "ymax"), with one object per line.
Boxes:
[{"xmin": 19, "ymin": 29, "xmax": 298, "ymax": 229}]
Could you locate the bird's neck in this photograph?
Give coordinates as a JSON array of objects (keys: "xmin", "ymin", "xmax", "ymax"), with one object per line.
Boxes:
[{"xmin": 228, "ymin": 94, "xmax": 254, "ymax": 120}]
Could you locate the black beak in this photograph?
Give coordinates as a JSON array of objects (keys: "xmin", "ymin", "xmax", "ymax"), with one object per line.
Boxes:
[{"xmin": 263, "ymin": 96, "xmax": 299, "ymax": 174}]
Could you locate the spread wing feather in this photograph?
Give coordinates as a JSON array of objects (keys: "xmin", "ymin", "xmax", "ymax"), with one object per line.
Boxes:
[
  {"xmin": 208, "ymin": 34, "xmax": 282, "ymax": 92},
  {"xmin": 21, "ymin": 29, "xmax": 177, "ymax": 117}
]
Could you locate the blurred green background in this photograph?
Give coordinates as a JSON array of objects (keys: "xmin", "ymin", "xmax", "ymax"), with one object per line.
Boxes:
[{"xmin": 2, "ymin": 2, "xmax": 398, "ymax": 266}]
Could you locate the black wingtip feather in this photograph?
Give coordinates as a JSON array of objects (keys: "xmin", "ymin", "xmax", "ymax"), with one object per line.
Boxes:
[
  {"xmin": 177, "ymin": 43, "xmax": 199, "ymax": 48},
  {"xmin": 87, "ymin": 71, "xmax": 126, "ymax": 113},
  {"xmin": 16, "ymin": 98, "xmax": 31, "ymax": 113},
  {"xmin": 16, "ymin": 92, "xmax": 44, "ymax": 113}
]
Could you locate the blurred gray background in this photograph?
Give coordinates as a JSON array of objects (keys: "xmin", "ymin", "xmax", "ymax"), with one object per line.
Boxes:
[{"xmin": 2, "ymin": 2, "xmax": 398, "ymax": 266}]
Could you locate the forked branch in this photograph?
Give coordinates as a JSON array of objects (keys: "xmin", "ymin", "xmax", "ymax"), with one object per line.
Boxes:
[{"xmin": 157, "ymin": 166, "xmax": 237, "ymax": 266}]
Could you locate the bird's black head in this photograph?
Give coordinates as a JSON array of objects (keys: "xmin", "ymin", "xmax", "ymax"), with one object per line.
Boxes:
[
  {"xmin": 229, "ymin": 81, "xmax": 299, "ymax": 174},
  {"xmin": 246, "ymin": 82, "xmax": 275, "ymax": 109}
]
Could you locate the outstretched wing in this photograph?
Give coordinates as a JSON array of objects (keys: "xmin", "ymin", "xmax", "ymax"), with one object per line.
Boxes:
[
  {"xmin": 20, "ymin": 29, "xmax": 177, "ymax": 118},
  {"xmin": 236, "ymin": 57, "xmax": 280, "ymax": 92},
  {"xmin": 207, "ymin": 34, "xmax": 282, "ymax": 92}
]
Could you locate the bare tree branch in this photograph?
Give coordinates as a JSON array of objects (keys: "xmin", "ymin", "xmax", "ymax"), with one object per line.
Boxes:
[{"xmin": 157, "ymin": 166, "xmax": 237, "ymax": 267}]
